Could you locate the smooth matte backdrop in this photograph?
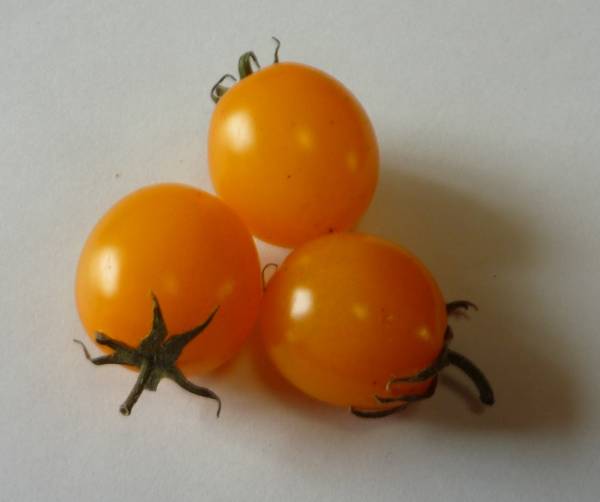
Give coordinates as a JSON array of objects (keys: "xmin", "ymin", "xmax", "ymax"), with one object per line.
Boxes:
[{"xmin": 2, "ymin": 1, "xmax": 599, "ymax": 501}]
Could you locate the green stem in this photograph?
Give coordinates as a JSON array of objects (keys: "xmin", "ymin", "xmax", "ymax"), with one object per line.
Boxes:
[{"xmin": 119, "ymin": 361, "xmax": 153, "ymax": 416}]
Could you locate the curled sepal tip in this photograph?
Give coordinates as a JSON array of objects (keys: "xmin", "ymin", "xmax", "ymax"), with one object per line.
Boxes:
[
  {"xmin": 447, "ymin": 350, "xmax": 495, "ymax": 406},
  {"xmin": 238, "ymin": 51, "xmax": 261, "ymax": 79},
  {"xmin": 261, "ymin": 262, "xmax": 279, "ymax": 290},
  {"xmin": 272, "ymin": 36, "xmax": 281, "ymax": 63},
  {"xmin": 446, "ymin": 300, "xmax": 479, "ymax": 317},
  {"xmin": 351, "ymin": 404, "xmax": 408, "ymax": 419},
  {"xmin": 211, "ymin": 74, "xmax": 237, "ymax": 104},
  {"xmin": 376, "ymin": 377, "xmax": 438, "ymax": 405}
]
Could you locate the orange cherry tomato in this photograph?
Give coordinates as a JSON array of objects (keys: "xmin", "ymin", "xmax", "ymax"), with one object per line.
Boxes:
[
  {"xmin": 259, "ymin": 232, "xmax": 494, "ymax": 415},
  {"xmin": 75, "ymin": 183, "xmax": 262, "ymax": 375},
  {"xmin": 208, "ymin": 59, "xmax": 379, "ymax": 248}
]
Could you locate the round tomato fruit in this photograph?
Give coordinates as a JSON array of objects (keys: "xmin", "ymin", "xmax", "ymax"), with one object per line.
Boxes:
[
  {"xmin": 259, "ymin": 233, "xmax": 494, "ymax": 416},
  {"xmin": 75, "ymin": 183, "xmax": 262, "ymax": 415},
  {"xmin": 208, "ymin": 46, "xmax": 379, "ymax": 248}
]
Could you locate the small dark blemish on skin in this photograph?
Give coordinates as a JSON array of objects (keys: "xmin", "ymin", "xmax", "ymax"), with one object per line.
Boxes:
[
  {"xmin": 328, "ymin": 227, "xmax": 334, "ymax": 233},
  {"xmin": 115, "ymin": 173, "xmax": 121, "ymax": 179},
  {"xmin": 287, "ymin": 174, "xmax": 292, "ymax": 179}
]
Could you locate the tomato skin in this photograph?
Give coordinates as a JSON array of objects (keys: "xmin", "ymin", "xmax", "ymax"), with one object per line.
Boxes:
[
  {"xmin": 208, "ymin": 62, "xmax": 379, "ymax": 248},
  {"xmin": 259, "ymin": 233, "xmax": 447, "ymax": 409},
  {"xmin": 75, "ymin": 184, "xmax": 262, "ymax": 374}
]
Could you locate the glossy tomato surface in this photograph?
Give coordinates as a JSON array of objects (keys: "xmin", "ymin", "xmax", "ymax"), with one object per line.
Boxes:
[
  {"xmin": 75, "ymin": 184, "xmax": 262, "ymax": 374},
  {"xmin": 259, "ymin": 233, "xmax": 447, "ymax": 409},
  {"xmin": 208, "ymin": 62, "xmax": 379, "ymax": 248}
]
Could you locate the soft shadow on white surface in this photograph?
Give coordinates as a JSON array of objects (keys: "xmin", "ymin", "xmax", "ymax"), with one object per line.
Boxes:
[
  {"xmin": 3, "ymin": 2, "xmax": 600, "ymax": 501},
  {"xmin": 357, "ymin": 156, "xmax": 577, "ymax": 435},
  {"xmin": 205, "ymin": 152, "xmax": 578, "ymax": 440}
]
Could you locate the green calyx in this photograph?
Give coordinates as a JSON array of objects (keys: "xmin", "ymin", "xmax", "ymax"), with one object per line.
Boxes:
[
  {"xmin": 351, "ymin": 301, "xmax": 495, "ymax": 418},
  {"xmin": 210, "ymin": 37, "xmax": 281, "ymax": 103},
  {"xmin": 74, "ymin": 293, "xmax": 221, "ymax": 417}
]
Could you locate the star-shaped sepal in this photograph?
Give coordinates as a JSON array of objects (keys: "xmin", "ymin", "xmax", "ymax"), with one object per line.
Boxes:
[{"xmin": 74, "ymin": 293, "xmax": 221, "ymax": 417}]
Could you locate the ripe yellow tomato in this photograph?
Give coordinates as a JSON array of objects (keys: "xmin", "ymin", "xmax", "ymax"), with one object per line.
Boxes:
[
  {"xmin": 259, "ymin": 233, "xmax": 448, "ymax": 411},
  {"xmin": 208, "ymin": 61, "xmax": 379, "ymax": 248},
  {"xmin": 75, "ymin": 183, "xmax": 262, "ymax": 375}
]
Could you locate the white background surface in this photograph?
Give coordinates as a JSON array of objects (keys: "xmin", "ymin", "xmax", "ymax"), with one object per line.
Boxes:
[{"xmin": 2, "ymin": 1, "xmax": 599, "ymax": 501}]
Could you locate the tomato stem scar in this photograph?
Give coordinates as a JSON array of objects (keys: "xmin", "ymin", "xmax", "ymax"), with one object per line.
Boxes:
[{"xmin": 74, "ymin": 292, "xmax": 222, "ymax": 417}]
